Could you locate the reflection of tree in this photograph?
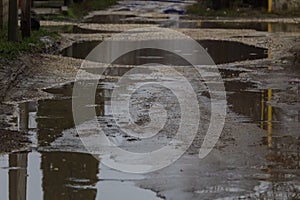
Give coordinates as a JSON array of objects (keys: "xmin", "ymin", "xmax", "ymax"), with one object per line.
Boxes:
[
  {"xmin": 11, "ymin": 82, "xmax": 117, "ymax": 200},
  {"xmin": 36, "ymin": 98, "xmax": 74, "ymax": 146},
  {"xmin": 9, "ymin": 153, "xmax": 28, "ymax": 200},
  {"xmin": 112, "ymin": 48, "xmax": 189, "ymax": 66},
  {"xmin": 200, "ymin": 40, "xmax": 267, "ymax": 64},
  {"xmin": 41, "ymin": 152, "xmax": 99, "ymax": 200},
  {"xmin": 260, "ymin": 89, "xmax": 300, "ymax": 199},
  {"xmin": 19, "ymin": 102, "xmax": 29, "ymax": 131},
  {"xmin": 36, "ymin": 83, "xmax": 108, "ymax": 146},
  {"xmin": 62, "ymin": 41, "xmax": 99, "ymax": 60},
  {"xmin": 9, "ymin": 103, "xmax": 30, "ymax": 200},
  {"xmin": 227, "ymin": 90, "xmax": 262, "ymax": 121}
]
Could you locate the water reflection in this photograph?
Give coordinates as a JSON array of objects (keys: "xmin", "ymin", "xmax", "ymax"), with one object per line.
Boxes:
[
  {"xmin": 61, "ymin": 41, "xmax": 102, "ymax": 60},
  {"xmin": 44, "ymin": 25, "xmax": 121, "ymax": 34},
  {"xmin": 34, "ymin": 83, "xmax": 113, "ymax": 146},
  {"xmin": 227, "ymin": 81, "xmax": 300, "ymax": 194},
  {"xmin": 267, "ymin": 89, "xmax": 272, "ymax": 148},
  {"xmin": 61, "ymin": 40, "xmax": 268, "ymax": 64},
  {"xmin": 36, "ymin": 98, "xmax": 74, "ymax": 146},
  {"xmin": 172, "ymin": 21, "xmax": 300, "ymax": 33},
  {"xmin": 15, "ymin": 84, "xmax": 102, "ymax": 200},
  {"xmin": 41, "ymin": 152, "xmax": 98, "ymax": 200},
  {"xmin": 84, "ymin": 14, "xmax": 136, "ymax": 24},
  {"xmin": 0, "ymin": 82, "xmax": 161, "ymax": 200},
  {"xmin": 1, "ymin": 150, "xmax": 160, "ymax": 200},
  {"xmin": 9, "ymin": 153, "xmax": 28, "ymax": 200}
]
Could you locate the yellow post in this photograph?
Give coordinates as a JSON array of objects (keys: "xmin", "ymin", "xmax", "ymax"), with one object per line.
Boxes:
[
  {"xmin": 268, "ymin": 0, "xmax": 272, "ymax": 13},
  {"xmin": 267, "ymin": 89, "xmax": 272, "ymax": 147},
  {"xmin": 267, "ymin": 47, "xmax": 272, "ymax": 70},
  {"xmin": 260, "ymin": 90, "xmax": 265, "ymax": 129},
  {"xmin": 197, "ymin": 21, "xmax": 202, "ymax": 27},
  {"xmin": 268, "ymin": 22, "xmax": 272, "ymax": 33}
]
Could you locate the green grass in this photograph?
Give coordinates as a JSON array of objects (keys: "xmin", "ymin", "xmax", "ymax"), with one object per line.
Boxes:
[
  {"xmin": 40, "ymin": 0, "xmax": 118, "ymax": 20},
  {"xmin": 70, "ymin": 0, "xmax": 118, "ymax": 18},
  {"xmin": 0, "ymin": 28, "xmax": 59, "ymax": 60}
]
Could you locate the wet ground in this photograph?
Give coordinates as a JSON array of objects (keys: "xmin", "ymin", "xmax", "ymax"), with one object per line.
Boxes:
[
  {"xmin": 44, "ymin": 16, "xmax": 300, "ymax": 34},
  {"xmin": 165, "ymin": 21, "xmax": 300, "ymax": 33},
  {"xmin": 1, "ymin": 62, "xmax": 299, "ymax": 199},
  {"xmin": 0, "ymin": 0, "xmax": 300, "ymax": 199}
]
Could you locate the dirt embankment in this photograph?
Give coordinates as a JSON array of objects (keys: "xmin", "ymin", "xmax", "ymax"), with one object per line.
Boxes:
[{"xmin": 0, "ymin": 59, "xmax": 32, "ymax": 152}]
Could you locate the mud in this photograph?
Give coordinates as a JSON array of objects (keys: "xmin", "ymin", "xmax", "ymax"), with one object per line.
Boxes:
[{"xmin": 0, "ymin": 130, "xmax": 28, "ymax": 152}]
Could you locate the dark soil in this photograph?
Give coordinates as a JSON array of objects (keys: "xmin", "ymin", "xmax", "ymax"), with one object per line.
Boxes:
[{"xmin": 0, "ymin": 129, "xmax": 29, "ymax": 153}]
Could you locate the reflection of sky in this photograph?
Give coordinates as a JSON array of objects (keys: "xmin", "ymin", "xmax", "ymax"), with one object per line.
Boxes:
[
  {"xmin": 0, "ymin": 82, "xmax": 162, "ymax": 200},
  {"xmin": 27, "ymin": 152, "xmax": 43, "ymax": 200},
  {"xmin": 0, "ymin": 152, "xmax": 57, "ymax": 199},
  {"xmin": 0, "ymin": 155, "xmax": 8, "ymax": 200},
  {"xmin": 0, "ymin": 151, "xmax": 161, "ymax": 200},
  {"xmin": 28, "ymin": 112, "xmax": 37, "ymax": 129}
]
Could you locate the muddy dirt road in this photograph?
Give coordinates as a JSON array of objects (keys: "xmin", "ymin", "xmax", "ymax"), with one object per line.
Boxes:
[{"xmin": 0, "ymin": 0, "xmax": 300, "ymax": 199}]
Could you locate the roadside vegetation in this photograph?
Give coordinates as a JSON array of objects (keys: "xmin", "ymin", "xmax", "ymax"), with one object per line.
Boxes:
[
  {"xmin": 0, "ymin": 28, "xmax": 59, "ymax": 60},
  {"xmin": 70, "ymin": 0, "xmax": 118, "ymax": 18},
  {"xmin": 41, "ymin": 0, "xmax": 118, "ymax": 20},
  {"xmin": 0, "ymin": 0, "xmax": 117, "ymax": 59},
  {"xmin": 187, "ymin": 0, "xmax": 300, "ymax": 17}
]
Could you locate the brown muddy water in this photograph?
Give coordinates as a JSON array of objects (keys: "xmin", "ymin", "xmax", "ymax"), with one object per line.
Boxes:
[
  {"xmin": 0, "ymin": 82, "xmax": 163, "ymax": 200},
  {"xmin": 61, "ymin": 40, "xmax": 268, "ymax": 64}
]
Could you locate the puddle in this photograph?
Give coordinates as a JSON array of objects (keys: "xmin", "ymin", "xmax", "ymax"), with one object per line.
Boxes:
[
  {"xmin": 225, "ymin": 80, "xmax": 299, "ymax": 132},
  {"xmin": 0, "ymin": 151, "xmax": 162, "ymax": 200},
  {"xmin": 18, "ymin": 82, "xmax": 114, "ymax": 146},
  {"xmin": 61, "ymin": 41, "xmax": 101, "ymax": 60},
  {"xmin": 226, "ymin": 80, "xmax": 299, "ymax": 156},
  {"xmin": 83, "ymin": 14, "xmax": 161, "ymax": 25},
  {"xmin": 170, "ymin": 21, "xmax": 300, "ymax": 33},
  {"xmin": 1, "ymin": 71, "xmax": 299, "ymax": 200},
  {"xmin": 199, "ymin": 40, "xmax": 267, "ymax": 64},
  {"xmin": 0, "ymin": 82, "xmax": 163, "ymax": 200},
  {"xmin": 225, "ymin": 79, "xmax": 300, "ymax": 188},
  {"xmin": 229, "ymin": 87, "xmax": 300, "ymax": 134},
  {"xmin": 44, "ymin": 25, "xmax": 120, "ymax": 34},
  {"xmin": 61, "ymin": 40, "xmax": 267, "ymax": 64},
  {"xmin": 84, "ymin": 14, "xmax": 137, "ymax": 24}
]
